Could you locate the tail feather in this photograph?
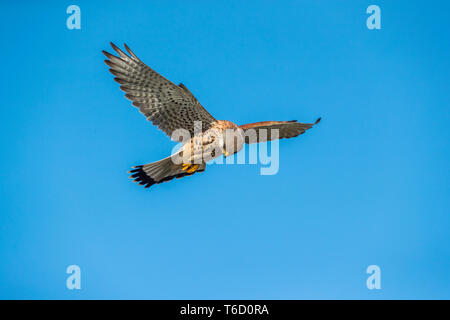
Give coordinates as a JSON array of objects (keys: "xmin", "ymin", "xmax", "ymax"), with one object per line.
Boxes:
[{"xmin": 128, "ymin": 156, "xmax": 206, "ymax": 188}]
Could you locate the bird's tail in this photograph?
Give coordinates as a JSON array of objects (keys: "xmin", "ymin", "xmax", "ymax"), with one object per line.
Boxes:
[{"xmin": 128, "ymin": 155, "xmax": 206, "ymax": 188}]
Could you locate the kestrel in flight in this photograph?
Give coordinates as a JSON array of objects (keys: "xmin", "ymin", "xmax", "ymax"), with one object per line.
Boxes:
[{"xmin": 103, "ymin": 43, "xmax": 321, "ymax": 188}]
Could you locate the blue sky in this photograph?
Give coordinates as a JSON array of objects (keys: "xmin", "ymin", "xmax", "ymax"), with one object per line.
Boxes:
[{"xmin": 0, "ymin": 1, "xmax": 449, "ymax": 299}]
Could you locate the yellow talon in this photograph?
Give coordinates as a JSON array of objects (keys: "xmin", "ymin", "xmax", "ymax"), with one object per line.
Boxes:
[
  {"xmin": 182, "ymin": 164, "xmax": 190, "ymax": 171},
  {"xmin": 186, "ymin": 164, "xmax": 199, "ymax": 173},
  {"xmin": 224, "ymin": 150, "xmax": 230, "ymax": 157}
]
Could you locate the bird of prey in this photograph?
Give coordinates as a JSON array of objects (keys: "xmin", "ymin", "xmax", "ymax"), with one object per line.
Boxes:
[{"xmin": 103, "ymin": 43, "xmax": 321, "ymax": 188}]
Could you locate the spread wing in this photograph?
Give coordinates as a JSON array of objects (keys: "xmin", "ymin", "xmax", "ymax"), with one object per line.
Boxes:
[
  {"xmin": 239, "ymin": 118, "xmax": 321, "ymax": 144},
  {"xmin": 103, "ymin": 43, "xmax": 217, "ymax": 139}
]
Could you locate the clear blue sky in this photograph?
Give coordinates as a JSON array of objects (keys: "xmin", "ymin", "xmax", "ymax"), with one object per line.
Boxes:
[{"xmin": 0, "ymin": 1, "xmax": 449, "ymax": 299}]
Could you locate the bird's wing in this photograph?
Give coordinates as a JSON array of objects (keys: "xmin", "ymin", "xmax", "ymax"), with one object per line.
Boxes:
[
  {"xmin": 239, "ymin": 118, "xmax": 321, "ymax": 144},
  {"xmin": 103, "ymin": 43, "xmax": 217, "ymax": 139}
]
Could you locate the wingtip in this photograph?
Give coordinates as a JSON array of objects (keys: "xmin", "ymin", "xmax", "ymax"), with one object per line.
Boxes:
[
  {"xmin": 110, "ymin": 42, "xmax": 124, "ymax": 55},
  {"xmin": 123, "ymin": 43, "xmax": 139, "ymax": 59},
  {"xmin": 102, "ymin": 50, "xmax": 114, "ymax": 59},
  {"xmin": 314, "ymin": 117, "xmax": 322, "ymax": 124}
]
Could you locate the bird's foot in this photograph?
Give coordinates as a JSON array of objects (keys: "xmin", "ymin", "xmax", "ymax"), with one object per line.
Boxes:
[{"xmin": 182, "ymin": 164, "xmax": 199, "ymax": 173}]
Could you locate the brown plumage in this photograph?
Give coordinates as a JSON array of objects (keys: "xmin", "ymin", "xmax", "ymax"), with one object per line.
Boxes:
[{"xmin": 240, "ymin": 118, "xmax": 321, "ymax": 144}]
